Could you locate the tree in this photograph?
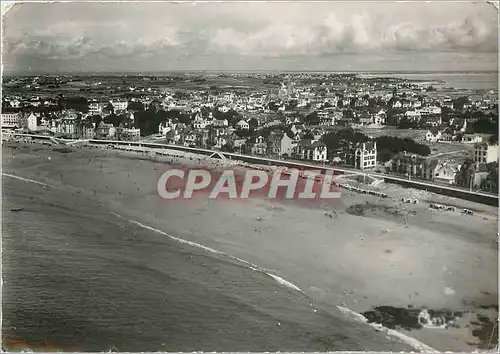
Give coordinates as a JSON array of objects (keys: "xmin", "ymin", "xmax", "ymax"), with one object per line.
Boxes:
[
  {"xmin": 178, "ymin": 114, "xmax": 191, "ymax": 125},
  {"xmin": 127, "ymin": 101, "xmax": 145, "ymax": 112},
  {"xmin": 89, "ymin": 115, "xmax": 102, "ymax": 129},
  {"xmin": 58, "ymin": 96, "xmax": 89, "ymax": 113},
  {"xmin": 455, "ymin": 159, "xmax": 475, "ymax": 188},
  {"xmin": 473, "ymin": 117, "xmax": 498, "ymax": 135},
  {"xmin": 248, "ymin": 118, "xmax": 259, "ymax": 128},
  {"xmin": 378, "ymin": 148, "xmax": 395, "ymax": 163},
  {"xmin": 221, "ymin": 143, "xmax": 234, "ymax": 153},
  {"xmin": 102, "ymin": 103, "xmax": 115, "ymax": 116},
  {"xmin": 375, "ymin": 135, "xmax": 430, "ymax": 157},
  {"xmin": 304, "ymin": 111, "xmax": 319, "ymax": 125},
  {"xmin": 452, "ymin": 96, "xmax": 469, "ymax": 111},
  {"xmin": 302, "ymin": 131, "xmax": 314, "ymax": 140}
]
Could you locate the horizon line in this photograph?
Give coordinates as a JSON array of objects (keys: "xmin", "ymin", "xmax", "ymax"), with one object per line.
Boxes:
[{"xmin": 3, "ymin": 69, "xmax": 499, "ymax": 77}]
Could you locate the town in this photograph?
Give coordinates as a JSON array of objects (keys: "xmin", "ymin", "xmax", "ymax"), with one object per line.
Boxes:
[{"xmin": 2, "ymin": 72, "xmax": 498, "ymax": 193}]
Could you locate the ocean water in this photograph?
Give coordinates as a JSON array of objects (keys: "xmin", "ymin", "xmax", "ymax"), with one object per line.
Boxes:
[
  {"xmin": 1, "ymin": 176, "xmax": 409, "ymax": 352},
  {"xmin": 359, "ymin": 72, "xmax": 498, "ymax": 90}
]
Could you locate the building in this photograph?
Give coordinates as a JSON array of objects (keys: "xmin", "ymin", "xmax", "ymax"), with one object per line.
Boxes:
[
  {"xmin": 305, "ymin": 141, "xmax": 328, "ymax": 162},
  {"xmin": 212, "ymin": 119, "xmax": 229, "ymax": 127},
  {"xmin": 318, "ymin": 111, "xmax": 337, "ymax": 126},
  {"xmin": 1, "ymin": 113, "xmax": 21, "ymax": 129},
  {"xmin": 474, "ymin": 142, "xmax": 499, "ymax": 164},
  {"xmin": 97, "ymin": 122, "xmax": 115, "ymax": 138},
  {"xmin": 110, "ymin": 100, "xmax": 128, "ymax": 112},
  {"xmin": 89, "ymin": 102, "xmax": 104, "ymax": 115},
  {"xmin": 433, "ymin": 163, "xmax": 458, "ymax": 184},
  {"xmin": 354, "ymin": 142, "xmax": 377, "ymax": 170},
  {"xmin": 374, "ymin": 110, "xmax": 386, "ymax": 125},
  {"xmin": 121, "ymin": 128, "xmax": 141, "ymax": 140},
  {"xmin": 280, "ymin": 132, "xmax": 295, "ymax": 157},
  {"xmin": 462, "ymin": 134, "xmax": 483, "ymax": 144},
  {"xmin": 292, "ymin": 139, "xmax": 328, "ymax": 162},
  {"xmin": 235, "ymin": 120, "xmax": 250, "ymax": 130},
  {"xmin": 425, "ymin": 128, "xmax": 442, "ymax": 142}
]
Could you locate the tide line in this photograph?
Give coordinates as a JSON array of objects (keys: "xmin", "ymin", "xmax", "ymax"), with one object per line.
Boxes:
[{"xmin": 110, "ymin": 212, "xmax": 438, "ymax": 353}]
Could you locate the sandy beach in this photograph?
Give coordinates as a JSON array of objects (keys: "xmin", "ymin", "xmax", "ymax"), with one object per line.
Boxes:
[{"xmin": 2, "ymin": 141, "xmax": 498, "ymax": 351}]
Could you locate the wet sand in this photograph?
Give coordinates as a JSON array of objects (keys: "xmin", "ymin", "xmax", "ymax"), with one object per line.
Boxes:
[{"xmin": 2, "ymin": 142, "xmax": 498, "ymax": 351}]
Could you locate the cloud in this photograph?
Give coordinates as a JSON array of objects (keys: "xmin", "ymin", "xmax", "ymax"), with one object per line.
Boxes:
[
  {"xmin": 4, "ymin": 26, "xmax": 181, "ymax": 61},
  {"xmin": 209, "ymin": 13, "xmax": 497, "ymax": 56},
  {"xmin": 2, "ymin": 2, "xmax": 497, "ymax": 73}
]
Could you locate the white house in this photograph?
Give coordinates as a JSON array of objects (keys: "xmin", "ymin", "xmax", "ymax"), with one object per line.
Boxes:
[
  {"xmin": 425, "ymin": 129, "xmax": 442, "ymax": 143},
  {"xmin": 111, "ymin": 100, "xmax": 128, "ymax": 112},
  {"xmin": 1, "ymin": 113, "xmax": 21, "ymax": 129},
  {"xmin": 374, "ymin": 110, "xmax": 386, "ymax": 125},
  {"xmin": 462, "ymin": 134, "xmax": 483, "ymax": 144},
  {"xmin": 235, "ymin": 119, "xmax": 250, "ymax": 130},
  {"xmin": 474, "ymin": 142, "xmax": 499, "ymax": 164},
  {"xmin": 433, "ymin": 163, "xmax": 458, "ymax": 184},
  {"xmin": 355, "ymin": 142, "xmax": 377, "ymax": 170},
  {"xmin": 121, "ymin": 128, "xmax": 141, "ymax": 140},
  {"xmin": 405, "ymin": 110, "xmax": 421, "ymax": 121},
  {"xmin": 306, "ymin": 141, "xmax": 328, "ymax": 162}
]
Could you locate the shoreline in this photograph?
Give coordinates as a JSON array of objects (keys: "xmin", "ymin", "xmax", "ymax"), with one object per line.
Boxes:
[{"xmin": 2, "ymin": 141, "xmax": 498, "ymax": 351}]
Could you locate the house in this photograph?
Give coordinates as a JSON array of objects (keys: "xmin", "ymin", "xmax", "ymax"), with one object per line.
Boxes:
[
  {"xmin": 474, "ymin": 142, "xmax": 499, "ymax": 164},
  {"xmin": 110, "ymin": 100, "xmax": 128, "ymax": 112},
  {"xmin": 23, "ymin": 113, "xmax": 38, "ymax": 132},
  {"xmin": 81, "ymin": 125, "xmax": 96, "ymax": 139},
  {"xmin": 456, "ymin": 162, "xmax": 490, "ymax": 189},
  {"xmin": 374, "ymin": 110, "xmax": 386, "ymax": 125},
  {"xmin": 354, "ymin": 142, "xmax": 377, "ymax": 170},
  {"xmin": 212, "ymin": 119, "xmax": 229, "ymax": 127},
  {"xmin": 54, "ymin": 117, "xmax": 76, "ymax": 137},
  {"xmin": 248, "ymin": 136, "xmax": 267, "ymax": 155},
  {"xmin": 235, "ymin": 119, "xmax": 250, "ymax": 130},
  {"xmin": 1, "ymin": 112, "xmax": 21, "ymax": 130},
  {"xmin": 165, "ymin": 130, "xmax": 181, "ymax": 144},
  {"xmin": 291, "ymin": 124, "xmax": 305, "ymax": 135},
  {"xmin": 318, "ymin": 111, "xmax": 336, "ymax": 126},
  {"xmin": 420, "ymin": 106, "xmax": 442, "ymax": 116},
  {"xmin": 280, "ymin": 132, "xmax": 296, "ymax": 157},
  {"xmin": 183, "ymin": 133, "xmax": 197, "ymax": 147},
  {"xmin": 89, "ymin": 102, "xmax": 104, "ymax": 115},
  {"xmin": 195, "ymin": 129, "xmax": 210, "ymax": 148},
  {"xmin": 292, "ymin": 139, "xmax": 312, "ymax": 160},
  {"xmin": 433, "ymin": 163, "xmax": 458, "ymax": 184},
  {"xmin": 462, "ymin": 134, "xmax": 483, "ymax": 144},
  {"xmin": 425, "ymin": 128, "xmax": 442, "ymax": 143},
  {"xmin": 358, "ymin": 115, "xmax": 373, "ymax": 126},
  {"xmin": 96, "ymin": 122, "xmax": 115, "ymax": 138},
  {"xmin": 193, "ymin": 114, "xmax": 209, "ymax": 129},
  {"xmin": 266, "ymin": 131, "xmax": 283, "ymax": 157},
  {"xmin": 405, "ymin": 110, "xmax": 421, "ymax": 121},
  {"xmin": 292, "ymin": 139, "xmax": 327, "ymax": 162},
  {"xmin": 305, "ymin": 141, "xmax": 328, "ymax": 162},
  {"xmin": 121, "ymin": 128, "xmax": 141, "ymax": 140},
  {"xmin": 159, "ymin": 120, "xmax": 174, "ymax": 136}
]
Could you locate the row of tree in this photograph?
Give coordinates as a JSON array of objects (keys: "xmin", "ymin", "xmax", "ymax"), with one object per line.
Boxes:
[{"xmin": 320, "ymin": 128, "xmax": 430, "ymax": 162}]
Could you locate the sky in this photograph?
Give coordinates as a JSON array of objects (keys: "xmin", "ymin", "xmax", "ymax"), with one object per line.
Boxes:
[{"xmin": 2, "ymin": 1, "xmax": 499, "ymax": 73}]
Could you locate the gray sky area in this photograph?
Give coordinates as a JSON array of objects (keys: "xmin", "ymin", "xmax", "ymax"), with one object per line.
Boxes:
[{"xmin": 2, "ymin": 1, "xmax": 499, "ymax": 73}]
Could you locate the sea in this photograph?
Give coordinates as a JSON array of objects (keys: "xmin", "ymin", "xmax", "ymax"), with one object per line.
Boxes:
[
  {"xmin": 13, "ymin": 70, "xmax": 498, "ymax": 91},
  {"xmin": 356, "ymin": 72, "xmax": 498, "ymax": 91},
  {"xmin": 1, "ymin": 167, "xmax": 409, "ymax": 352}
]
